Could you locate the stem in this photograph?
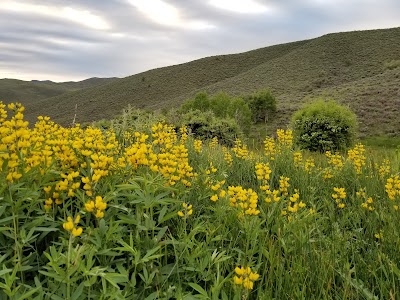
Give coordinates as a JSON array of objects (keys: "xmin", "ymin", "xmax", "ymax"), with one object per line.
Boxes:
[
  {"xmin": 66, "ymin": 235, "xmax": 72, "ymax": 300},
  {"xmin": 10, "ymin": 187, "xmax": 23, "ymax": 285}
]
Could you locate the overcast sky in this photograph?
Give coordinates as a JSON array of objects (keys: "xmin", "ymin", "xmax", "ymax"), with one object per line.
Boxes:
[{"xmin": 1, "ymin": 0, "xmax": 399, "ymax": 82}]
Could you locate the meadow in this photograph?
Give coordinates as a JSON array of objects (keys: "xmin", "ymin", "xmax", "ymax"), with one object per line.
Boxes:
[{"xmin": 1, "ymin": 101, "xmax": 400, "ymax": 299}]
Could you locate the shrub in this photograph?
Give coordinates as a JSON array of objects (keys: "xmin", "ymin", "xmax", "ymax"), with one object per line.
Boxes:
[
  {"xmin": 180, "ymin": 110, "xmax": 240, "ymax": 146},
  {"xmin": 291, "ymin": 99, "xmax": 357, "ymax": 152},
  {"xmin": 180, "ymin": 92, "xmax": 252, "ymax": 134},
  {"xmin": 245, "ymin": 90, "xmax": 277, "ymax": 123}
]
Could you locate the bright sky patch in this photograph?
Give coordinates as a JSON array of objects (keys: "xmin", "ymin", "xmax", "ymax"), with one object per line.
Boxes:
[
  {"xmin": 209, "ymin": 0, "xmax": 269, "ymax": 14},
  {"xmin": 128, "ymin": 0, "xmax": 180, "ymax": 27},
  {"xmin": 0, "ymin": 1, "xmax": 110, "ymax": 30}
]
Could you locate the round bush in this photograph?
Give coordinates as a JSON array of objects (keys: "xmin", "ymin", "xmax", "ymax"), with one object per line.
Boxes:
[{"xmin": 291, "ymin": 100, "xmax": 357, "ymax": 152}]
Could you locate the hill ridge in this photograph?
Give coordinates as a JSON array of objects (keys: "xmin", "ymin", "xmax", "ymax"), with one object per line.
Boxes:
[{"xmin": 1, "ymin": 26, "xmax": 400, "ymax": 137}]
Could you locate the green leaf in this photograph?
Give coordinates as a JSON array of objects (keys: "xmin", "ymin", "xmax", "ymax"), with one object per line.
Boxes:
[
  {"xmin": 159, "ymin": 211, "xmax": 178, "ymax": 223},
  {"xmin": 144, "ymin": 292, "xmax": 159, "ymax": 300},
  {"xmin": 141, "ymin": 246, "xmax": 162, "ymax": 263},
  {"xmin": 188, "ymin": 283, "xmax": 209, "ymax": 299},
  {"xmin": 71, "ymin": 282, "xmax": 85, "ymax": 300},
  {"xmin": 16, "ymin": 287, "xmax": 40, "ymax": 300},
  {"xmin": 103, "ymin": 273, "xmax": 128, "ymax": 288},
  {"xmin": 0, "ymin": 268, "xmax": 12, "ymax": 277},
  {"xmin": 155, "ymin": 226, "xmax": 168, "ymax": 243}
]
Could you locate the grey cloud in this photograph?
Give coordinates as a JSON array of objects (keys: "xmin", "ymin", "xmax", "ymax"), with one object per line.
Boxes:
[{"xmin": 0, "ymin": 0, "xmax": 399, "ymax": 81}]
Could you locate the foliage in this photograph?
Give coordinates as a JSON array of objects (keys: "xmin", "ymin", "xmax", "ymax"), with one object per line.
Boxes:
[
  {"xmin": 4, "ymin": 28, "xmax": 400, "ymax": 140},
  {"xmin": 179, "ymin": 92, "xmax": 251, "ymax": 141},
  {"xmin": 180, "ymin": 92, "xmax": 211, "ymax": 112},
  {"xmin": 244, "ymin": 90, "xmax": 277, "ymax": 123},
  {"xmin": 291, "ymin": 99, "xmax": 358, "ymax": 152},
  {"xmin": 1, "ymin": 101, "xmax": 400, "ymax": 299},
  {"xmin": 180, "ymin": 109, "xmax": 241, "ymax": 146},
  {"xmin": 180, "ymin": 92, "xmax": 252, "ymax": 134}
]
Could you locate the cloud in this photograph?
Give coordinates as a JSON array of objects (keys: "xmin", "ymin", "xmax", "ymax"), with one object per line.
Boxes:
[
  {"xmin": 0, "ymin": 0, "xmax": 399, "ymax": 81},
  {"xmin": 0, "ymin": 1, "xmax": 111, "ymax": 30},
  {"xmin": 126, "ymin": 0, "xmax": 216, "ymax": 30},
  {"xmin": 208, "ymin": 0, "xmax": 271, "ymax": 14}
]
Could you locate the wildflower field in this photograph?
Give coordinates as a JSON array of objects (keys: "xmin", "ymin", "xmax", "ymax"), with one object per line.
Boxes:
[{"xmin": 1, "ymin": 101, "xmax": 400, "ymax": 299}]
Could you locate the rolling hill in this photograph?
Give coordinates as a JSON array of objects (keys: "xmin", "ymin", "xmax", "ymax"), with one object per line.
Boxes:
[
  {"xmin": 2, "ymin": 27, "xmax": 400, "ymax": 137},
  {"xmin": 0, "ymin": 77, "xmax": 117, "ymax": 104}
]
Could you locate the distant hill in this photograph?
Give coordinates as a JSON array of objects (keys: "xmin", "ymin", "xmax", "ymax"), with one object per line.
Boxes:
[
  {"xmin": 2, "ymin": 27, "xmax": 400, "ymax": 137},
  {"xmin": 0, "ymin": 77, "xmax": 117, "ymax": 104}
]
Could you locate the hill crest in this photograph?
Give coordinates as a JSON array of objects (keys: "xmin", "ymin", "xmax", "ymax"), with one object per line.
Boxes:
[{"xmin": 1, "ymin": 27, "xmax": 400, "ymax": 137}]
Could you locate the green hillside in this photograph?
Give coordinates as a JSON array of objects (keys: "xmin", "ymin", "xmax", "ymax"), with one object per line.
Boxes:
[
  {"xmin": 0, "ymin": 77, "xmax": 117, "ymax": 104},
  {"xmin": 2, "ymin": 27, "xmax": 400, "ymax": 137}
]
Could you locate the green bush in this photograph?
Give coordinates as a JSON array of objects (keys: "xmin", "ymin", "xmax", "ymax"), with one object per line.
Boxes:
[
  {"xmin": 180, "ymin": 110, "xmax": 240, "ymax": 146},
  {"xmin": 291, "ymin": 99, "xmax": 357, "ymax": 152},
  {"xmin": 180, "ymin": 92, "xmax": 252, "ymax": 134},
  {"xmin": 244, "ymin": 90, "xmax": 277, "ymax": 123}
]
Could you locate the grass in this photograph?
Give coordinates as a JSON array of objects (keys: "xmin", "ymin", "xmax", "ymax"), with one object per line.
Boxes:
[
  {"xmin": 1, "ymin": 27, "xmax": 399, "ymax": 140},
  {"xmin": 362, "ymin": 136, "xmax": 400, "ymax": 149},
  {"xmin": 1, "ymin": 102, "xmax": 400, "ymax": 299},
  {"xmin": 0, "ymin": 77, "xmax": 117, "ymax": 108}
]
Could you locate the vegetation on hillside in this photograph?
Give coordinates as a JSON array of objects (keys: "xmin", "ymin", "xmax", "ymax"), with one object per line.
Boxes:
[
  {"xmin": 291, "ymin": 100, "xmax": 357, "ymax": 152},
  {"xmin": 0, "ymin": 77, "xmax": 117, "ymax": 104},
  {"xmin": 2, "ymin": 27, "xmax": 398, "ymax": 139},
  {"xmin": 1, "ymin": 102, "xmax": 400, "ymax": 299},
  {"xmin": 244, "ymin": 90, "xmax": 277, "ymax": 124}
]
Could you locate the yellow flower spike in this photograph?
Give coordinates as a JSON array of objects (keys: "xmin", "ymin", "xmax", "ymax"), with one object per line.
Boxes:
[
  {"xmin": 177, "ymin": 211, "xmax": 184, "ymax": 217},
  {"xmin": 71, "ymin": 227, "xmax": 83, "ymax": 237},
  {"xmin": 95, "ymin": 196, "xmax": 107, "ymax": 211},
  {"xmin": 85, "ymin": 201, "xmax": 95, "ymax": 212},
  {"xmin": 233, "ymin": 276, "xmax": 243, "ymax": 285},
  {"xmin": 233, "ymin": 266, "xmax": 259, "ymax": 289},
  {"xmin": 243, "ymin": 278, "xmax": 254, "ymax": 290},
  {"xmin": 249, "ymin": 272, "xmax": 260, "ymax": 281},
  {"xmin": 63, "ymin": 220, "xmax": 74, "ymax": 231},
  {"xmin": 95, "ymin": 210, "xmax": 105, "ymax": 219},
  {"xmin": 235, "ymin": 267, "xmax": 245, "ymax": 275},
  {"xmin": 74, "ymin": 215, "xmax": 81, "ymax": 224}
]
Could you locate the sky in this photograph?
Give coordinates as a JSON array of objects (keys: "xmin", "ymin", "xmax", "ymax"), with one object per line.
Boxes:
[{"xmin": 1, "ymin": 0, "xmax": 399, "ymax": 82}]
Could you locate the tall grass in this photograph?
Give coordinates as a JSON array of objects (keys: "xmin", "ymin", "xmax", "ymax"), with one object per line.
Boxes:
[{"xmin": 0, "ymin": 102, "xmax": 399, "ymax": 299}]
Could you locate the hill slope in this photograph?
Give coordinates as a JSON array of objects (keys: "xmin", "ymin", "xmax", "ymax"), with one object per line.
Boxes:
[
  {"xmin": 22, "ymin": 39, "xmax": 307, "ymax": 126},
  {"xmin": 3, "ymin": 27, "xmax": 400, "ymax": 137},
  {"xmin": 0, "ymin": 77, "xmax": 117, "ymax": 104}
]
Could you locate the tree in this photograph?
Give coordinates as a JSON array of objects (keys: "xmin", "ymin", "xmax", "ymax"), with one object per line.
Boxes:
[
  {"xmin": 245, "ymin": 90, "xmax": 277, "ymax": 123},
  {"xmin": 226, "ymin": 97, "xmax": 252, "ymax": 134},
  {"xmin": 180, "ymin": 92, "xmax": 210, "ymax": 113},
  {"xmin": 179, "ymin": 92, "xmax": 252, "ymax": 135},
  {"xmin": 291, "ymin": 99, "xmax": 357, "ymax": 152}
]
